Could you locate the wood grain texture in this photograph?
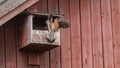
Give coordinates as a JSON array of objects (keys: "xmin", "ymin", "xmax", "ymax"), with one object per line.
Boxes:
[
  {"xmin": 0, "ymin": 0, "xmax": 38, "ymax": 26},
  {"xmin": 70, "ymin": 0, "xmax": 82, "ymax": 68},
  {"xmin": 39, "ymin": 52, "xmax": 49, "ymax": 68},
  {"xmin": 0, "ymin": 0, "xmax": 26, "ymax": 18},
  {"xmin": 28, "ymin": 52, "xmax": 40, "ymax": 65},
  {"xmin": 48, "ymin": 0, "xmax": 58, "ymax": 13},
  {"xmin": 15, "ymin": 16, "xmax": 28, "ymax": 68},
  {"xmin": 20, "ymin": 15, "xmax": 32, "ymax": 49},
  {"xmin": 5, "ymin": 20, "xmax": 16, "ymax": 68},
  {"xmin": 111, "ymin": 0, "xmax": 120, "ymax": 68},
  {"xmin": 91, "ymin": 0, "xmax": 103, "ymax": 68},
  {"xmin": 27, "ymin": 0, "xmax": 47, "ymax": 13},
  {"xmin": 48, "ymin": 0, "xmax": 61, "ymax": 68},
  {"xmin": 59, "ymin": 0, "xmax": 72, "ymax": 68},
  {"xmin": 80, "ymin": 0, "xmax": 93, "ymax": 68},
  {"xmin": 0, "ymin": 26, "xmax": 5, "ymax": 68},
  {"xmin": 101, "ymin": 0, "xmax": 114, "ymax": 68}
]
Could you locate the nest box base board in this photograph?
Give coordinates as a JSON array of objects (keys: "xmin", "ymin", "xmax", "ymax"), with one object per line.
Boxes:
[{"xmin": 20, "ymin": 43, "xmax": 59, "ymax": 52}]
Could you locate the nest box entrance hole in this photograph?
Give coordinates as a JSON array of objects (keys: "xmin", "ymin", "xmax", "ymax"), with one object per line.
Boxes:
[{"xmin": 33, "ymin": 15, "xmax": 47, "ymax": 30}]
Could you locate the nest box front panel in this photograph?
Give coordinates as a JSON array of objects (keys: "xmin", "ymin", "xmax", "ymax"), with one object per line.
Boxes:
[{"xmin": 32, "ymin": 30, "xmax": 60, "ymax": 45}]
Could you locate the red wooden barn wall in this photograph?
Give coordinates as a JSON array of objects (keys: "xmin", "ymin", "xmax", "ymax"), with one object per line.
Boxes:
[{"xmin": 0, "ymin": 0, "xmax": 120, "ymax": 68}]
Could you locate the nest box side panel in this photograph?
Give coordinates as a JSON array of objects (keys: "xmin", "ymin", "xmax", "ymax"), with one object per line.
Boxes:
[{"xmin": 20, "ymin": 15, "xmax": 33, "ymax": 49}]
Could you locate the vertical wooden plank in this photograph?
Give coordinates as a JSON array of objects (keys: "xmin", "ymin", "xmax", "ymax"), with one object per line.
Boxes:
[
  {"xmin": 39, "ymin": 53, "xmax": 49, "ymax": 68},
  {"xmin": 80, "ymin": 0, "xmax": 93, "ymax": 68},
  {"xmin": 28, "ymin": 52, "xmax": 40, "ymax": 65},
  {"xmin": 50, "ymin": 47, "xmax": 61, "ymax": 68},
  {"xmin": 16, "ymin": 17, "xmax": 28, "ymax": 68},
  {"xmin": 91, "ymin": 0, "xmax": 104, "ymax": 68},
  {"xmin": 27, "ymin": 0, "xmax": 49, "ymax": 68},
  {"xmin": 5, "ymin": 21, "xmax": 16, "ymax": 68},
  {"xmin": 101, "ymin": 0, "xmax": 114, "ymax": 68},
  {"xmin": 48, "ymin": 0, "xmax": 58, "ymax": 13},
  {"xmin": 70, "ymin": 0, "xmax": 82, "ymax": 68},
  {"xmin": 111, "ymin": 0, "xmax": 120, "ymax": 68},
  {"xmin": 27, "ymin": 0, "xmax": 47, "ymax": 13},
  {"xmin": 59, "ymin": 0, "xmax": 72, "ymax": 68},
  {"xmin": 0, "ymin": 26, "xmax": 5, "ymax": 68},
  {"xmin": 48, "ymin": 0, "xmax": 61, "ymax": 68}
]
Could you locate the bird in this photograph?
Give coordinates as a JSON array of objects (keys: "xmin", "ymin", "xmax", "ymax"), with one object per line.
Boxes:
[{"xmin": 45, "ymin": 14, "xmax": 70, "ymax": 43}]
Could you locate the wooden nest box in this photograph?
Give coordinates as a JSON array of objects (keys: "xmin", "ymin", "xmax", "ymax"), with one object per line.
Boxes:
[{"xmin": 20, "ymin": 12, "xmax": 63, "ymax": 52}]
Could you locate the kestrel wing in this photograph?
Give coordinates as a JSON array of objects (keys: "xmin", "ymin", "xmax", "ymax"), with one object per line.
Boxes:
[{"xmin": 58, "ymin": 21, "xmax": 70, "ymax": 28}]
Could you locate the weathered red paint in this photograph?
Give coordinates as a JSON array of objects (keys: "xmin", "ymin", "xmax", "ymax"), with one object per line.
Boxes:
[
  {"xmin": 0, "ymin": 0, "xmax": 120, "ymax": 68},
  {"xmin": 91, "ymin": 0, "xmax": 103, "ymax": 68}
]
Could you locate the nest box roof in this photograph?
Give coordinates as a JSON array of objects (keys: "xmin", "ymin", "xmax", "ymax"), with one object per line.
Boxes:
[
  {"xmin": 26, "ymin": 11, "xmax": 64, "ymax": 18},
  {"xmin": 0, "ymin": 0, "xmax": 38, "ymax": 26}
]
